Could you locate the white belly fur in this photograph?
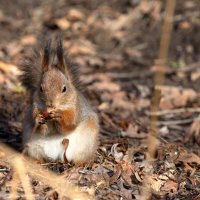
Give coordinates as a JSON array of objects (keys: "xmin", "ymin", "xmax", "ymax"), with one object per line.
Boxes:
[{"xmin": 26, "ymin": 120, "xmax": 98, "ymax": 163}]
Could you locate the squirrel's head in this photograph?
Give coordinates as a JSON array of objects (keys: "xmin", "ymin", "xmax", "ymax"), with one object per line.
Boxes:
[{"xmin": 38, "ymin": 38, "xmax": 77, "ymax": 109}]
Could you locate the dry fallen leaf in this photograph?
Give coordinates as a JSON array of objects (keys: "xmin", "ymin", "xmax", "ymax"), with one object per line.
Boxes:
[
  {"xmin": 146, "ymin": 175, "xmax": 164, "ymax": 193},
  {"xmin": 98, "ymin": 102, "xmax": 110, "ymax": 110},
  {"xmin": 161, "ymin": 180, "xmax": 178, "ymax": 193},
  {"xmin": 185, "ymin": 118, "xmax": 200, "ymax": 144},
  {"xmin": 112, "ymin": 91, "xmax": 134, "ymax": 109},
  {"xmin": 69, "ymin": 40, "xmax": 96, "ymax": 56},
  {"xmin": 178, "ymin": 148, "xmax": 200, "ymax": 166},
  {"xmin": 0, "ymin": 62, "xmax": 20, "ymax": 74},
  {"xmin": 68, "ymin": 9, "xmax": 85, "ymax": 21},
  {"xmin": 134, "ymin": 171, "xmax": 143, "ymax": 182},
  {"xmin": 55, "ymin": 18, "xmax": 70, "ymax": 30},
  {"xmin": 121, "ymin": 123, "xmax": 147, "ymax": 139},
  {"xmin": 119, "ymin": 187, "xmax": 133, "ymax": 200},
  {"xmin": 191, "ymin": 70, "xmax": 200, "ymax": 81},
  {"xmin": 20, "ymin": 35, "xmax": 36, "ymax": 45},
  {"xmin": 109, "ymin": 163, "xmax": 122, "ymax": 184},
  {"xmin": 94, "ymin": 81, "xmax": 120, "ymax": 92},
  {"xmin": 120, "ymin": 161, "xmax": 134, "ymax": 187},
  {"xmin": 157, "ymin": 86, "xmax": 198, "ymax": 110},
  {"xmin": 88, "ymin": 56, "xmax": 104, "ymax": 68}
]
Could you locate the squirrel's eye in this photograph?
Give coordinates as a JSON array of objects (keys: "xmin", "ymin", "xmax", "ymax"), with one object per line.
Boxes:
[
  {"xmin": 62, "ymin": 86, "xmax": 66, "ymax": 93},
  {"xmin": 40, "ymin": 85, "xmax": 43, "ymax": 92}
]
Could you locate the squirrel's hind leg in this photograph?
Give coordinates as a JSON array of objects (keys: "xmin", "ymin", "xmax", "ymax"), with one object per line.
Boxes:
[{"xmin": 66, "ymin": 116, "xmax": 99, "ymax": 164}]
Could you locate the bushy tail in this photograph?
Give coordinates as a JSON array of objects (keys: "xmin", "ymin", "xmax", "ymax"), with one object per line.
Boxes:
[
  {"xmin": 19, "ymin": 50, "xmax": 42, "ymax": 93},
  {"xmin": 19, "ymin": 39, "xmax": 53, "ymax": 93}
]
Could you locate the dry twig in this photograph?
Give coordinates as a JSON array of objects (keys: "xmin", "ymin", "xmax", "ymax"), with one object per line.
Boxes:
[
  {"xmin": 142, "ymin": 0, "xmax": 176, "ymax": 199},
  {"xmin": 148, "ymin": 107, "xmax": 200, "ymax": 116}
]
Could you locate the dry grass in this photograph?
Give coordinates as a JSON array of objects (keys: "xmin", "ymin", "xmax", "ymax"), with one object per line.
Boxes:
[
  {"xmin": 0, "ymin": 144, "xmax": 93, "ymax": 199},
  {"xmin": 12, "ymin": 157, "xmax": 34, "ymax": 200},
  {"xmin": 9, "ymin": 167, "xmax": 20, "ymax": 199}
]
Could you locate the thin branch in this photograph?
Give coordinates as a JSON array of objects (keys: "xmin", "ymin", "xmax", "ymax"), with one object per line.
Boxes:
[
  {"xmin": 148, "ymin": 107, "xmax": 200, "ymax": 116},
  {"xmin": 148, "ymin": 0, "xmax": 176, "ymax": 157},
  {"xmin": 142, "ymin": 0, "xmax": 176, "ymax": 199},
  {"xmin": 0, "ymin": 168, "xmax": 9, "ymax": 172},
  {"xmin": 153, "ymin": 117, "xmax": 197, "ymax": 126}
]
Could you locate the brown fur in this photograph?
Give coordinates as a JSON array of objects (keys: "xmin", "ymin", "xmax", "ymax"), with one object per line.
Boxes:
[
  {"xmin": 18, "ymin": 37, "xmax": 82, "ymax": 93},
  {"xmin": 59, "ymin": 108, "xmax": 77, "ymax": 132},
  {"xmin": 21, "ymin": 37, "xmax": 99, "ymax": 164},
  {"xmin": 87, "ymin": 118, "xmax": 99, "ymax": 133}
]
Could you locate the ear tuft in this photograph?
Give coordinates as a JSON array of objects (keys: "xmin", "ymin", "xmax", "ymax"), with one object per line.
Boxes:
[
  {"xmin": 56, "ymin": 37, "xmax": 65, "ymax": 71},
  {"xmin": 42, "ymin": 38, "xmax": 52, "ymax": 71}
]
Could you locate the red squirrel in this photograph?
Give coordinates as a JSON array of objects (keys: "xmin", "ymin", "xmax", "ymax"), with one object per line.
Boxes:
[{"xmin": 19, "ymin": 38, "xmax": 99, "ymax": 164}]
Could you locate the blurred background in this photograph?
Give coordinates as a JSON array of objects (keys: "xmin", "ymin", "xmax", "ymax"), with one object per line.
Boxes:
[
  {"xmin": 0, "ymin": 0, "xmax": 200, "ymax": 199},
  {"xmin": 0, "ymin": 0, "xmax": 199, "ymax": 63}
]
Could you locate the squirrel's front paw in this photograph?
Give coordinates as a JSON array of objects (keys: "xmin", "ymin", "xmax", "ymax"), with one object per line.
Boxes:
[
  {"xmin": 33, "ymin": 108, "xmax": 46, "ymax": 125},
  {"xmin": 36, "ymin": 114, "xmax": 46, "ymax": 125},
  {"xmin": 48, "ymin": 109, "xmax": 62, "ymax": 121}
]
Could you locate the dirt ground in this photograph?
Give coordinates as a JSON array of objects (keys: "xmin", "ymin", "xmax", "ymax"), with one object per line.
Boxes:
[{"xmin": 0, "ymin": 0, "xmax": 200, "ymax": 199}]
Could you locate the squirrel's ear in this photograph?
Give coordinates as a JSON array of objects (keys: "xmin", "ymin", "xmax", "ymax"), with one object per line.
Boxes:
[
  {"xmin": 56, "ymin": 37, "xmax": 65, "ymax": 73},
  {"xmin": 41, "ymin": 39, "xmax": 51, "ymax": 71}
]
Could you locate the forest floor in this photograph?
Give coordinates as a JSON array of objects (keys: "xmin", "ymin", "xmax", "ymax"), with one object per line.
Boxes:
[{"xmin": 0, "ymin": 0, "xmax": 200, "ymax": 199}]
